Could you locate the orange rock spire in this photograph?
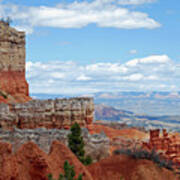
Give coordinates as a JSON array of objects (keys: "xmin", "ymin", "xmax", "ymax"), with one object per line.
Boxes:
[{"xmin": 0, "ymin": 21, "xmax": 30, "ymax": 103}]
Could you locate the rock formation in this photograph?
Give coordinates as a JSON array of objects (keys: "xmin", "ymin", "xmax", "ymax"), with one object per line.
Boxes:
[
  {"xmin": 143, "ymin": 129, "xmax": 180, "ymax": 165},
  {"xmin": 0, "ymin": 98, "xmax": 94, "ymax": 130},
  {"xmin": 0, "ymin": 141, "xmax": 93, "ymax": 180},
  {"xmin": 0, "ymin": 127, "xmax": 110, "ymax": 161},
  {"xmin": 0, "ymin": 21, "xmax": 30, "ymax": 103},
  {"xmin": 88, "ymin": 123, "xmax": 148, "ymax": 154}
]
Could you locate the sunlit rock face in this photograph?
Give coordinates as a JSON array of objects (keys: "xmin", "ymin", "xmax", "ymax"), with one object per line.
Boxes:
[
  {"xmin": 143, "ymin": 129, "xmax": 180, "ymax": 166},
  {"xmin": 0, "ymin": 21, "xmax": 30, "ymax": 103},
  {"xmin": 0, "ymin": 98, "xmax": 94, "ymax": 130}
]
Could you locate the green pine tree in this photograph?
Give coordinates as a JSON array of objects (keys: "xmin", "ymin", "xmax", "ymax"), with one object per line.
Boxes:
[
  {"xmin": 68, "ymin": 123, "xmax": 92, "ymax": 165},
  {"xmin": 68, "ymin": 123, "xmax": 85, "ymax": 162}
]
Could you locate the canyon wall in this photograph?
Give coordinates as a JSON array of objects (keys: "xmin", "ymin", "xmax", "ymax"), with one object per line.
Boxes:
[
  {"xmin": 0, "ymin": 21, "xmax": 30, "ymax": 103},
  {"xmin": 0, "ymin": 127, "xmax": 109, "ymax": 162},
  {"xmin": 0, "ymin": 97, "xmax": 94, "ymax": 130}
]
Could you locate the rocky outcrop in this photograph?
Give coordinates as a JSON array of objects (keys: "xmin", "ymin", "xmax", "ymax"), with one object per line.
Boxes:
[
  {"xmin": 0, "ymin": 21, "xmax": 30, "ymax": 103},
  {"xmin": 0, "ymin": 97, "xmax": 94, "ymax": 130},
  {"xmin": 0, "ymin": 127, "xmax": 109, "ymax": 161},
  {"xmin": 0, "ymin": 141, "xmax": 93, "ymax": 180},
  {"xmin": 88, "ymin": 124, "xmax": 148, "ymax": 154},
  {"xmin": 143, "ymin": 129, "xmax": 180, "ymax": 165}
]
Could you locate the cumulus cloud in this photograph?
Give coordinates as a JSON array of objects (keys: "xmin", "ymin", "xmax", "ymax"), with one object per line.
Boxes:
[
  {"xmin": 118, "ymin": 0, "xmax": 157, "ymax": 5},
  {"xmin": 26, "ymin": 55, "xmax": 180, "ymax": 95},
  {"xmin": 126, "ymin": 55, "xmax": 171, "ymax": 67},
  {"xmin": 0, "ymin": 0, "xmax": 160, "ymax": 34}
]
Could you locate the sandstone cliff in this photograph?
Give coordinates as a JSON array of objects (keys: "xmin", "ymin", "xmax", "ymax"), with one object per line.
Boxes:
[
  {"xmin": 143, "ymin": 129, "xmax": 180, "ymax": 166},
  {"xmin": 0, "ymin": 21, "xmax": 30, "ymax": 103},
  {"xmin": 0, "ymin": 97, "xmax": 94, "ymax": 130}
]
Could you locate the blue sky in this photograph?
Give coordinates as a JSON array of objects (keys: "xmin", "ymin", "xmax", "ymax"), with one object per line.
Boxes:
[{"xmin": 0, "ymin": 0, "xmax": 180, "ymax": 94}]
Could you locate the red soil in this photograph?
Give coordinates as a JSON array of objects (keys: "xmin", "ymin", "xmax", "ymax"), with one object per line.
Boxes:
[{"xmin": 87, "ymin": 155, "xmax": 179, "ymax": 180}]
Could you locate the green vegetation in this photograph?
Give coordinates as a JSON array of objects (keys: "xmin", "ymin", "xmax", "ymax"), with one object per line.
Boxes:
[
  {"xmin": 68, "ymin": 122, "xmax": 92, "ymax": 165},
  {"xmin": 0, "ymin": 91, "xmax": 7, "ymax": 99},
  {"xmin": 47, "ymin": 160, "xmax": 82, "ymax": 180},
  {"xmin": 113, "ymin": 148, "xmax": 174, "ymax": 171}
]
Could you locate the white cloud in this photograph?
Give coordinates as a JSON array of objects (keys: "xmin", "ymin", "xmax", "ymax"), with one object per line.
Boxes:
[
  {"xmin": 126, "ymin": 55, "xmax": 170, "ymax": 67},
  {"xmin": 129, "ymin": 49, "xmax": 137, "ymax": 55},
  {"xmin": 50, "ymin": 72, "xmax": 65, "ymax": 79},
  {"xmin": 13, "ymin": 25, "xmax": 33, "ymax": 34},
  {"xmin": 77, "ymin": 74, "xmax": 92, "ymax": 81},
  {"xmin": 118, "ymin": 0, "xmax": 157, "ymax": 5},
  {"xmin": 26, "ymin": 54, "xmax": 180, "ymax": 94},
  {"xmin": 0, "ymin": 0, "xmax": 160, "ymax": 34},
  {"xmin": 123, "ymin": 73, "xmax": 144, "ymax": 81}
]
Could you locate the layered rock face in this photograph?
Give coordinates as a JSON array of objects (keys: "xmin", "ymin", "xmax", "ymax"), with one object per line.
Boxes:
[
  {"xmin": 143, "ymin": 129, "xmax": 180, "ymax": 165},
  {"xmin": 0, "ymin": 21, "xmax": 30, "ymax": 103},
  {"xmin": 0, "ymin": 127, "xmax": 109, "ymax": 161},
  {"xmin": 0, "ymin": 98, "xmax": 94, "ymax": 130}
]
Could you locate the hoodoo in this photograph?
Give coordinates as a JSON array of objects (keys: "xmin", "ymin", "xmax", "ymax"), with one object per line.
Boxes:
[{"xmin": 0, "ymin": 20, "xmax": 30, "ymax": 103}]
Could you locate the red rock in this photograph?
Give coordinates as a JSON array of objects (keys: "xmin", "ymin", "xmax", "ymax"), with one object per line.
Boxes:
[
  {"xmin": 143, "ymin": 129, "xmax": 180, "ymax": 167},
  {"xmin": 48, "ymin": 141, "xmax": 93, "ymax": 180},
  {"xmin": 0, "ymin": 21, "xmax": 31, "ymax": 104},
  {"xmin": 0, "ymin": 141, "xmax": 93, "ymax": 180}
]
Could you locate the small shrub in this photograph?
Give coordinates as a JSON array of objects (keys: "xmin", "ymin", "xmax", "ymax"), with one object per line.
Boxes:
[
  {"xmin": 47, "ymin": 174, "xmax": 55, "ymax": 180},
  {"xmin": 113, "ymin": 148, "xmax": 174, "ymax": 171},
  {"xmin": 81, "ymin": 156, "xmax": 92, "ymax": 166},
  {"xmin": 47, "ymin": 160, "xmax": 82, "ymax": 180},
  {"xmin": 0, "ymin": 91, "xmax": 7, "ymax": 99}
]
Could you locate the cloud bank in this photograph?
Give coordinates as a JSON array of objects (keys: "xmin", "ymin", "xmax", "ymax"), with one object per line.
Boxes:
[
  {"xmin": 26, "ymin": 55, "xmax": 180, "ymax": 95},
  {"xmin": 0, "ymin": 0, "xmax": 160, "ymax": 34}
]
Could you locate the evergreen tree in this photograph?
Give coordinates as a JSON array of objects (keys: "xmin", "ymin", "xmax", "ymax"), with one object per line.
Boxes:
[
  {"xmin": 68, "ymin": 123, "xmax": 85, "ymax": 162},
  {"xmin": 68, "ymin": 123, "xmax": 92, "ymax": 165}
]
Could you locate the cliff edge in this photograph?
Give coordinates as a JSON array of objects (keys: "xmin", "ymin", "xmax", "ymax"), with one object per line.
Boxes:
[{"xmin": 0, "ymin": 21, "xmax": 30, "ymax": 103}]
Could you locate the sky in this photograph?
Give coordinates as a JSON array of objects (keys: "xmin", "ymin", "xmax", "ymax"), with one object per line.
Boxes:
[{"xmin": 0, "ymin": 0, "xmax": 180, "ymax": 95}]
